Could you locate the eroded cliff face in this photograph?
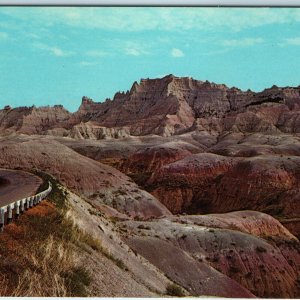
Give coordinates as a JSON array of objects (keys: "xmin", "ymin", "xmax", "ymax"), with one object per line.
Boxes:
[
  {"xmin": 1, "ymin": 75, "xmax": 300, "ymax": 138},
  {"xmin": 0, "ymin": 105, "xmax": 71, "ymax": 135},
  {"xmin": 74, "ymin": 76, "xmax": 300, "ymax": 136},
  {"xmin": 69, "ymin": 122, "xmax": 130, "ymax": 140},
  {"xmin": 65, "ymin": 129, "xmax": 300, "ymax": 239},
  {"xmin": 147, "ymin": 152, "xmax": 300, "ymax": 230},
  {"xmin": 122, "ymin": 211, "xmax": 300, "ymax": 298},
  {"xmin": 70, "ymin": 75, "xmax": 263, "ymax": 136}
]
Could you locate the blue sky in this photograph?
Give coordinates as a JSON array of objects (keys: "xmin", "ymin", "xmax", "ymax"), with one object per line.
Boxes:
[{"xmin": 0, "ymin": 7, "xmax": 300, "ymax": 111}]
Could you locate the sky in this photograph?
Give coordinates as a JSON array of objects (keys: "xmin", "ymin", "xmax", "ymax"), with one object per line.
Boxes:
[{"xmin": 0, "ymin": 7, "xmax": 300, "ymax": 112}]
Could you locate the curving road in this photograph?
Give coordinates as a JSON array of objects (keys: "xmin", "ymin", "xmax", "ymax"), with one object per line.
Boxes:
[{"xmin": 0, "ymin": 169, "xmax": 42, "ymax": 207}]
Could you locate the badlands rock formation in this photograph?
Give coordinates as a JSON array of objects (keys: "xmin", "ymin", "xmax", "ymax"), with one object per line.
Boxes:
[
  {"xmin": 1, "ymin": 75, "xmax": 300, "ymax": 297},
  {"xmin": 1, "ymin": 74, "xmax": 300, "ymax": 138},
  {"xmin": 0, "ymin": 104, "xmax": 71, "ymax": 135},
  {"xmin": 0, "ymin": 135, "xmax": 170, "ymax": 219},
  {"xmin": 123, "ymin": 211, "xmax": 300, "ymax": 298},
  {"xmin": 148, "ymin": 152, "xmax": 300, "ymax": 215}
]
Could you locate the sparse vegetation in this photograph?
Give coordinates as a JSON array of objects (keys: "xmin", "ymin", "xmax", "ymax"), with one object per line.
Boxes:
[
  {"xmin": 166, "ymin": 283, "xmax": 185, "ymax": 297},
  {"xmin": 100, "ymin": 247, "xmax": 128, "ymax": 270},
  {"xmin": 0, "ymin": 173, "xmax": 95, "ymax": 296},
  {"xmin": 128, "ymin": 172, "xmax": 152, "ymax": 187},
  {"xmin": 211, "ymin": 255, "xmax": 220, "ymax": 262},
  {"xmin": 34, "ymin": 171, "xmax": 67, "ymax": 210},
  {"xmin": 113, "ymin": 189, "xmax": 127, "ymax": 196},
  {"xmin": 0, "ymin": 229, "xmax": 92, "ymax": 297},
  {"xmin": 63, "ymin": 266, "xmax": 92, "ymax": 296},
  {"xmin": 137, "ymin": 224, "xmax": 151, "ymax": 230},
  {"xmin": 0, "ymin": 171, "xmax": 129, "ymax": 296},
  {"xmin": 229, "ymin": 266, "xmax": 241, "ymax": 274},
  {"xmin": 88, "ymin": 208, "xmax": 101, "ymax": 216},
  {"xmin": 256, "ymin": 246, "xmax": 267, "ymax": 253}
]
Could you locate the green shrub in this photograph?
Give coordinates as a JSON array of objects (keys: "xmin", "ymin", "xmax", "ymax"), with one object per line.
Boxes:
[
  {"xmin": 165, "ymin": 283, "xmax": 185, "ymax": 297},
  {"xmin": 33, "ymin": 171, "xmax": 67, "ymax": 210},
  {"xmin": 63, "ymin": 266, "xmax": 92, "ymax": 297}
]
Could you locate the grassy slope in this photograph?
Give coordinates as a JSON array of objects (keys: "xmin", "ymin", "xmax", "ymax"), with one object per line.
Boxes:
[{"xmin": 0, "ymin": 173, "xmax": 124, "ymax": 296}]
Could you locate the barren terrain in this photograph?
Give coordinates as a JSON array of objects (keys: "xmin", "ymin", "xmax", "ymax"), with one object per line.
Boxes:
[{"xmin": 0, "ymin": 75, "xmax": 300, "ymax": 297}]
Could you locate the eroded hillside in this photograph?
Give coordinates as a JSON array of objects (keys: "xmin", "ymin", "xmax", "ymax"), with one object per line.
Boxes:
[{"xmin": 1, "ymin": 75, "xmax": 300, "ymax": 297}]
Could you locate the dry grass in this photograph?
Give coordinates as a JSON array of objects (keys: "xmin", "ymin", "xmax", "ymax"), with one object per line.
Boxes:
[
  {"xmin": 0, "ymin": 209, "xmax": 93, "ymax": 296},
  {"xmin": 9, "ymin": 235, "xmax": 92, "ymax": 297},
  {"xmin": 0, "ymin": 173, "xmax": 129, "ymax": 296},
  {"xmin": 0, "ymin": 275, "xmax": 9, "ymax": 296},
  {"xmin": 0, "ymin": 176, "xmax": 94, "ymax": 297}
]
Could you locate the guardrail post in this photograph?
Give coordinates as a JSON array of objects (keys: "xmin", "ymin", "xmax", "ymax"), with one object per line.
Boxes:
[
  {"xmin": 26, "ymin": 198, "xmax": 30, "ymax": 210},
  {"xmin": 15, "ymin": 202, "xmax": 20, "ymax": 219},
  {"xmin": 0, "ymin": 209, "xmax": 5, "ymax": 231},
  {"xmin": 21, "ymin": 200, "xmax": 25, "ymax": 213},
  {"xmin": 7, "ymin": 205, "xmax": 13, "ymax": 223},
  {"xmin": 29, "ymin": 197, "xmax": 33, "ymax": 208}
]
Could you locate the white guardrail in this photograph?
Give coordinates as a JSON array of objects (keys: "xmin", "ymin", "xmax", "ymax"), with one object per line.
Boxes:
[{"xmin": 0, "ymin": 181, "xmax": 52, "ymax": 230}]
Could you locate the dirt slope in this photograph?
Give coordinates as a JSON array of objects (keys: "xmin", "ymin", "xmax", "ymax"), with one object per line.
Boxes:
[{"xmin": 0, "ymin": 135, "xmax": 170, "ymax": 219}]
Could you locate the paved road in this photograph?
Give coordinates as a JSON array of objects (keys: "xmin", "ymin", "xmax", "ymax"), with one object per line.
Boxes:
[{"xmin": 0, "ymin": 169, "xmax": 42, "ymax": 207}]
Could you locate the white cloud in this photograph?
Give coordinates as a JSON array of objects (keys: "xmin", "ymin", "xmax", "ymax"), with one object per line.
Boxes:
[
  {"xmin": 121, "ymin": 41, "xmax": 149, "ymax": 56},
  {"xmin": 221, "ymin": 38, "xmax": 264, "ymax": 47},
  {"xmin": 33, "ymin": 42, "xmax": 74, "ymax": 57},
  {"xmin": 124, "ymin": 48, "xmax": 142, "ymax": 56},
  {"xmin": 0, "ymin": 32, "xmax": 8, "ymax": 40},
  {"xmin": 79, "ymin": 61, "xmax": 97, "ymax": 67},
  {"xmin": 199, "ymin": 48, "xmax": 230, "ymax": 56},
  {"xmin": 1, "ymin": 8, "xmax": 300, "ymax": 33},
  {"xmin": 86, "ymin": 50, "xmax": 108, "ymax": 57},
  {"xmin": 171, "ymin": 48, "xmax": 184, "ymax": 58},
  {"xmin": 283, "ymin": 37, "xmax": 300, "ymax": 46},
  {"xmin": 51, "ymin": 47, "xmax": 65, "ymax": 56}
]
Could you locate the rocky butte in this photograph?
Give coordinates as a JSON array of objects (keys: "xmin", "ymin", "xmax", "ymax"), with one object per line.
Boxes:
[
  {"xmin": 0, "ymin": 74, "xmax": 299, "ymax": 297},
  {"xmin": 1, "ymin": 74, "xmax": 300, "ymax": 138}
]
